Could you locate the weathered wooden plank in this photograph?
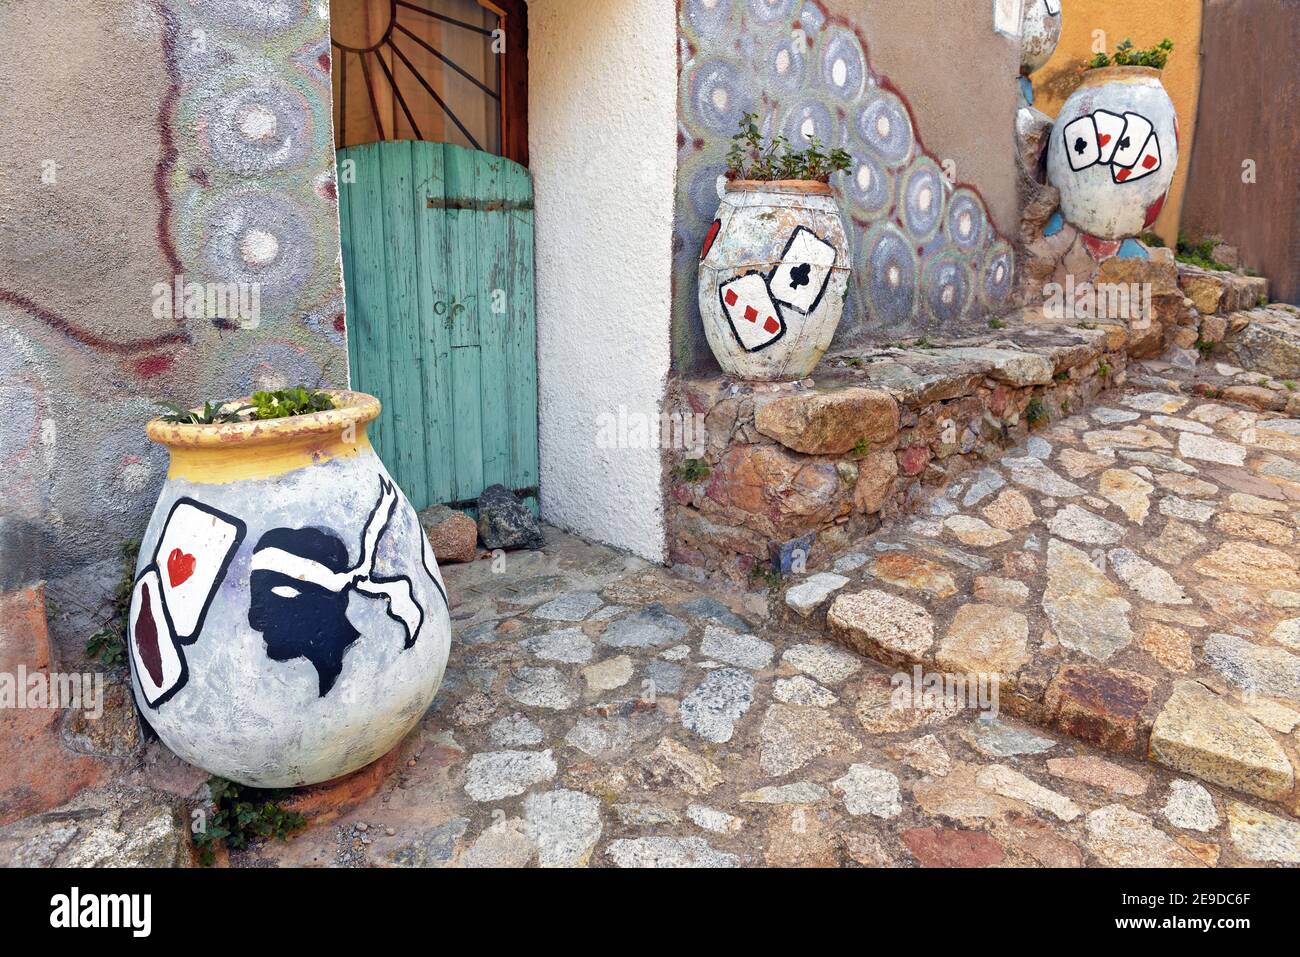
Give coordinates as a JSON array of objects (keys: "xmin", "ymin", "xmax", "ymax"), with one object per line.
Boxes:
[
  {"xmin": 500, "ymin": 156, "xmax": 538, "ymax": 505},
  {"xmin": 376, "ymin": 139, "xmax": 430, "ymax": 504},
  {"xmin": 343, "ymin": 142, "xmax": 395, "ymax": 461},
  {"xmin": 411, "ymin": 141, "xmax": 456, "ymax": 507},
  {"xmin": 473, "ymin": 151, "xmax": 510, "ymax": 491},
  {"xmin": 441, "ymin": 143, "xmax": 485, "ymax": 502}
]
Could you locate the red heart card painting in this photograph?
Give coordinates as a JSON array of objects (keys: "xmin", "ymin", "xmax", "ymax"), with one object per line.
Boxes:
[{"xmin": 153, "ymin": 499, "xmax": 245, "ymax": 643}]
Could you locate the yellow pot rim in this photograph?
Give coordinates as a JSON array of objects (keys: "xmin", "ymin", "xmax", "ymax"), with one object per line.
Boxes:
[{"xmin": 146, "ymin": 390, "xmax": 380, "ymax": 451}]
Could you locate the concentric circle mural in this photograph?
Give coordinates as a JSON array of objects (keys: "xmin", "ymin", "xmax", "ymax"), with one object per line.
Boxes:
[{"xmin": 676, "ymin": 0, "xmax": 1013, "ymax": 362}]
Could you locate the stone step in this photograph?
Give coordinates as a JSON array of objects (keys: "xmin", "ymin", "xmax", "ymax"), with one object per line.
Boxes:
[
  {"xmin": 1177, "ymin": 263, "xmax": 1270, "ymax": 317},
  {"xmin": 778, "ymin": 378, "xmax": 1300, "ymax": 820}
]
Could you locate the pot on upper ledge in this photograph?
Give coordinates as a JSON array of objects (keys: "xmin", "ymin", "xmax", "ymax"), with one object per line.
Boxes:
[
  {"xmin": 698, "ymin": 179, "xmax": 851, "ymax": 382},
  {"xmin": 1047, "ymin": 65, "xmax": 1179, "ymax": 241}
]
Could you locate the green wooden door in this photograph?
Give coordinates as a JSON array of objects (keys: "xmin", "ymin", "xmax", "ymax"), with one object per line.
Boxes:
[{"xmin": 338, "ymin": 140, "xmax": 537, "ymax": 512}]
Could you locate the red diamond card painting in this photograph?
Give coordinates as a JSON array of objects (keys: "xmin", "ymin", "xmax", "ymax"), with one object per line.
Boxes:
[
  {"xmin": 153, "ymin": 498, "xmax": 245, "ymax": 643},
  {"xmin": 1113, "ymin": 132, "xmax": 1162, "ymax": 183},
  {"xmin": 129, "ymin": 567, "xmax": 187, "ymax": 708},
  {"xmin": 1062, "ymin": 115, "xmax": 1101, "ymax": 171},
  {"xmin": 1092, "ymin": 110, "xmax": 1126, "ymax": 165},
  {"xmin": 1112, "ymin": 112, "xmax": 1154, "ymax": 168},
  {"xmin": 719, "ymin": 272, "xmax": 786, "ymax": 352},
  {"xmin": 769, "ymin": 226, "xmax": 837, "ymax": 314}
]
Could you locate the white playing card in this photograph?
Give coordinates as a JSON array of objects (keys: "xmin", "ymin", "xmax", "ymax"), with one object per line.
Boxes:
[
  {"xmin": 1044, "ymin": 0, "xmax": 1061, "ymax": 14},
  {"xmin": 1113, "ymin": 132, "xmax": 1162, "ymax": 183},
  {"xmin": 1062, "ymin": 115, "xmax": 1101, "ymax": 171},
  {"xmin": 769, "ymin": 226, "xmax": 837, "ymax": 314},
  {"xmin": 154, "ymin": 499, "xmax": 244, "ymax": 642},
  {"xmin": 719, "ymin": 272, "xmax": 786, "ymax": 352},
  {"xmin": 1112, "ymin": 112, "xmax": 1154, "ymax": 168},
  {"xmin": 1092, "ymin": 110, "xmax": 1126, "ymax": 164},
  {"xmin": 129, "ymin": 568, "xmax": 186, "ymax": 708}
]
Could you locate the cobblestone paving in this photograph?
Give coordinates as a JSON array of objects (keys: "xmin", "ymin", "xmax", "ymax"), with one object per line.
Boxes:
[
  {"xmin": 238, "ymin": 459, "xmax": 1300, "ymax": 866},
  {"xmin": 794, "ymin": 369, "xmax": 1300, "ymax": 829}
]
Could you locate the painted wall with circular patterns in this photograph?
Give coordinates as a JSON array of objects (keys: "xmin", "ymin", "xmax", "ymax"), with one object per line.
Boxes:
[{"xmin": 676, "ymin": 0, "xmax": 1016, "ymax": 373}]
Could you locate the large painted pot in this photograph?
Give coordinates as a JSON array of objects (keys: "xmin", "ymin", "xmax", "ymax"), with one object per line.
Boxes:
[
  {"xmin": 1047, "ymin": 66, "xmax": 1178, "ymax": 240},
  {"xmin": 126, "ymin": 392, "xmax": 451, "ymax": 788},
  {"xmin": 1021, "ymin": 0, "xmax": 1062, "ymax": 75},
  {"xmin": 699, "ymin": 180, "xmax": 850, "ymax": 382}
]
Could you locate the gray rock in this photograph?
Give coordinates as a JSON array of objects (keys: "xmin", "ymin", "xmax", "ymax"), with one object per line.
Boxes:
[
  {"xmin": 600, "ymin": 604, "xmax": 689, "ymax": 648},
  {"xmin": 506, "ymin": 666, "xmax": 580, "ymax": 710},
  {"xmin": 476, "ymin": 484, "xmax": 544, "ymax": 550},
  {"xmin": 784, "ymin": 573, "xmax": 850, "ymax": 617},
  {"xmin": 487, "ymin": 712, "xmax": 545, "ymax": 748},
  {"xmin": 532, "ymin": 591, "xmax": 602, "ymax": 622},
  {"xmin": 965, "ymin": 717, "xmax": 1056, "ymax": 757},
  {"xmin": 698, "ymin": 626, "xmax": 776, "ymax": 670},
  {"xmin": 963, "ymin": 468, "xmax": 1006, "ymax": 506},
  {"xmin": 645, "ymin": 660, "xmax": 685, "ymax": 696},
  {"xmin": 832, "ymin": 764, "xmax": 902, "ymax": 819},
  {"xmin": 738, "ymin": 782, "xmax": 830, "ymax": 804},
  {"xmin": 679, "ymin": 668, "xmax": 755, "ymax": 743},
  {"xmin": 464, "ymin": 750, "xmax": 558, "ymax": 801},
  {"xmin": 680, "ymin": 596, "xmax": 750, "ymax": 632},
  {"xmin": 390, "ymin": 818, "xmax": 469, "ymax": 867},
  {"xmin": 519, "ymin": 627, "xmax": 595, "ymax": 663},
  {"xmin": 605, "ymin": 837, "xmax": 739, "ymax": 868},
  {"xmin": 1204, "ymin": 633, "xmax": 1300, "ymax": 700},
  {"xmin": 1092, "ymin": 407, "xmax": 1141, "ymax": 425},
  {"xmin": 1002, "ymin": 456, "xmax": 1086, "ymax": 497},
  {"xmin": 1161, "ymin": 780, "xmax": 1218, "ymax": 832},
  {"xmin": 522, "ymin": 790, "xmax": 602, "ymax": 867},
  {"xmin": 0, "ymin": 793, "xmax": 191, "ymax": 867},
  {"xmin": 781, "ymin": 642, "xmax": 863, "ymax": 685},
  {"xmin": 1046, "ymin": 505, "xmax": 1125, "ymax": 545}
]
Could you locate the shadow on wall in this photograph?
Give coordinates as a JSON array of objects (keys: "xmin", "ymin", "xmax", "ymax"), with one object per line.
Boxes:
[{"xmin": 674, "ymin": 0, "xmax": 1018, "ymax": 374}]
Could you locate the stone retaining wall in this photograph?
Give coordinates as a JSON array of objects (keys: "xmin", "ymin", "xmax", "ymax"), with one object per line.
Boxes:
[{"xmin": 664, "ymin": 254, "xmax": 1287, "ymax": 582}]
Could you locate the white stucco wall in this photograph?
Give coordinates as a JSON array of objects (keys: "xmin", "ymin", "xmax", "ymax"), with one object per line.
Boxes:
[{"xmin": 527, "ymin": 0, "xmax": 675, "ymax": 563}]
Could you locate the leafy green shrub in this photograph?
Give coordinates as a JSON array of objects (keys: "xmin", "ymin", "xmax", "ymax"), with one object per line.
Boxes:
[
  {"xmin": 727, "ymin": 112, "xmax": 852, "ymax": 182},
  {"xmin": 156, "ymin": 400, "xmax": 252, "ymax": 425},
  {"xmin": 248, "ymin": 388, "xmax": 335, "ymax": 420},
  {"xmin": 192, "ymin": 777, "xmax": 306, "ymax": 866},
  {"xmin": 1025, "ymin": 398, "xmax": 1049, "ymax": 428},
  {"xmin": 85, "ymin": 540, "xmax": 141, "ymax": 666},
  {"xmin": 672, "ymin": 458, "xmax": 711, "ymax": 484},
  {"xmin": 1088, "ymin": 38, "xmax": 1174, "ymax": 70},
  {"xmin": 1176, "ymin": 234, "xmax": 1233, "ymax": 272}
]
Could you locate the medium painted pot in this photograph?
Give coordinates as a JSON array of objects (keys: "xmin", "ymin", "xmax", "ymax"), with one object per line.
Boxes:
[
  {"xmin": 699, "ymin": 180, "xmax": 850, "ymax": 382},
  {"xmin": 126, "ymin": 391, "xmax": 451, "ymax": 788},
  {"xmin": 1047, "ymin": 66, "xmax": 1178, "ymax": 240},
  {"xmin": 1021, "ymin": 0, "xmax": 1062, "ymax": 75}
]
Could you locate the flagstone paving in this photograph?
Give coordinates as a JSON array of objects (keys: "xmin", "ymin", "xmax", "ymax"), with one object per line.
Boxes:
[
  {"xmin": 222, "ymin": 460, "xmax": 1299, "ymax": 866},
  {"xmin": 784, "ymin": 369, "xmax": 1300, "ymax": 828},
  {"xmin": 10, "ymin": 362, "xmax": 1300, "ymax": 868}
]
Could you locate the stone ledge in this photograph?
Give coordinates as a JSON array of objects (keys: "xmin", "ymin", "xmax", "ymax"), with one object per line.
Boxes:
[{"xmin": 1177, "ymin": 263, "xmax": 1269, "ymax": 317}]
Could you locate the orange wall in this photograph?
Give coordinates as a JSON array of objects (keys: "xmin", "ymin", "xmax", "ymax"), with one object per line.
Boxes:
[{"xmin": 1031, "ymin": 0, "xmax": 1202, "ymax": 246}]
